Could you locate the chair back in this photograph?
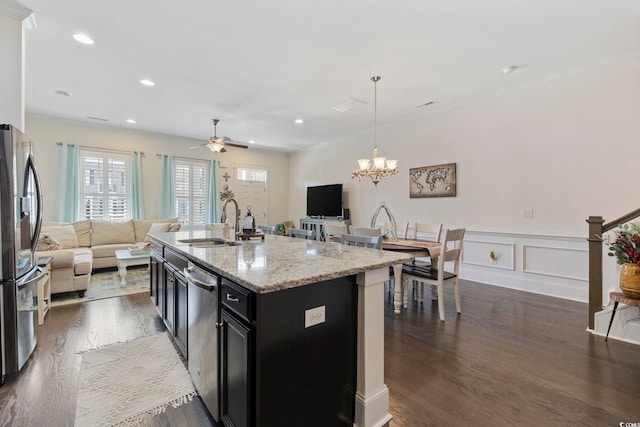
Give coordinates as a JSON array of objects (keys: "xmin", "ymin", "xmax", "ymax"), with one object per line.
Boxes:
[
  {"xmin": 341, "ymin": 234, "xmax": 383, "ymax": 249},
  {"xmin": 259, "ymin": 225, "xmax": 277, "ymax": 235},
  {"xmin": 290, "ymin": 228, "xmax": 315, "ymax": 240},
  {"xmin": 413, "ymin": 223, "xmax": 443, "ymax": 243},
  {"xmin": 323, "ymin": 221, "xmax": 349, "ymax": 242},
  {"xmin": 436, "ymin": 228, "xmax": 466, "ymax": 270},
  {"xmin": 395, "ymin": 222, "xmax": 410, "ymax": 239},
  {"xmin": 351, "ymin": 227, "xmax": 382, "ymax": 237}
]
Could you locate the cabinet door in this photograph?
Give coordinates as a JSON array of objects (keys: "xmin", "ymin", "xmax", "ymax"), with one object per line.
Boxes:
[
  {"xmin": 174, "ymin": 272, "xmax": 188, "ymax": 358},
  {"xmin": 164, "ymin": 264, "xmax": 175, "ymax": 335},
  {"xmin": 221, "ymin": 310, "xmax": 252, "ymax": 427},
  {"xmin": 150, "ymin": 253, "xmax": 160, "ymax": 308}
]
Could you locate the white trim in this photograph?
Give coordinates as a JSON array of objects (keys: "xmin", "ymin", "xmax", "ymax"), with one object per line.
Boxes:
[
  {"xmin": 522, "ymin": 244, "xmax": 588, "ymax": 281},
  {"xmin": 0, "ymin": 2, "xmax": 33, "ymax": 21},
  {"xmin": 462, "ymin": 240, "xmax": 516, "ymax": 271}
]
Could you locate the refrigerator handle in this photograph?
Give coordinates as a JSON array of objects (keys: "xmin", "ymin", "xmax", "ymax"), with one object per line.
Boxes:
[{"xmin": 24, "ymin": 153, "xmax": 43, "ymax": 252}]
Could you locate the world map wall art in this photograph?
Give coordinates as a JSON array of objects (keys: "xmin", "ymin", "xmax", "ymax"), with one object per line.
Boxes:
[{"xmin": 409, "ymin": 163, "xmax": 457, "ymax": 198}]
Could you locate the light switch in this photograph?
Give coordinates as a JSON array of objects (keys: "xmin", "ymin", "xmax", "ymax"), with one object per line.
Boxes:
[{"xmin": 305, "ymin": 305, "xmax": 326, "ymax": 328}]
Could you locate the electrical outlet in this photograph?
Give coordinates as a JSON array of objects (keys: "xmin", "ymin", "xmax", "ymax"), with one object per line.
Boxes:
[
  {"xmin": 521, "ymin": 208, "xmax": 533, "ymax": 218},
  {"xmin": 305, "ymin": 305, "xmax": 326, "ymax": 328}
]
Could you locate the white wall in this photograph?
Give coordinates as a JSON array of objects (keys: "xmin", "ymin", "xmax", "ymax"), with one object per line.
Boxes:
[
  {"xmin": 289, "ymin": 57, "xmax": 640, "ymax": 302},
  {"xmin": 24, "ymin": 115, "xmax": 291, "ymax": 225},
  {"xmin": 0, "ymin": 13, "xmax": 25, "ymax": 130}
]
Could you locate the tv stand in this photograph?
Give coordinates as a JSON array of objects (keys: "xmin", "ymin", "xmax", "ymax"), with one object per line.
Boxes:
[{"xmin": 300, "ymin": 217, "xmax": 351, "ymax": 241}]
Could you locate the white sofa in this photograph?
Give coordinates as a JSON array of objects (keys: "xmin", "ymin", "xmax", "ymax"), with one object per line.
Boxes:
[{"xmin": 36, "ymin": 218, "xmax": 179, "ymax": 296}]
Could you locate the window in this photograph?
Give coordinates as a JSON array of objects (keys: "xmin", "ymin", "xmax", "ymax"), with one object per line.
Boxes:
[
  {"xmin": 174, "ymin": 158, "xmax": 209, "ymax": 227},
  {"xmin": 80, "ymin": 150, "xmax": 130, "ymax": 221},
  {"xmin": 236, "ymin": 167, "xmax": 267, "ymax": 183}
]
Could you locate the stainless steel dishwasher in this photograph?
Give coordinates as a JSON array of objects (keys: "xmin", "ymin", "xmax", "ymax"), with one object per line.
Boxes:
[{"xmin": 184, "ymin": 261, "xmax": 219, "ymax": 421}]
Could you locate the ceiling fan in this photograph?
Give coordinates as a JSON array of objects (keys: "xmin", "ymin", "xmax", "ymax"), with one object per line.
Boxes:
[{"xmin": 188, "ymin": 119, "xmax": 249, "ymax": 153}]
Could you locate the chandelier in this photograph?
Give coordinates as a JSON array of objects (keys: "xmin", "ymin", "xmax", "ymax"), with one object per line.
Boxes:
[{"xmin": 352, "ymin": 76, "xmax": 398, "ymax": 186}]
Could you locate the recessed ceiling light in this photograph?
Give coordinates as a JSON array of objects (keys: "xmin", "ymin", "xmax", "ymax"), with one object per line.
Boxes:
[
  {"xmin": 502, "ymin": 65, "xmax": 519, "ymax": 74},
  {"xmin": 73, "ymin": 33, "xmax": 94, "ymax": 45},
  {"xmin": 126, "ymin": 119, "xmax": 137, "ymax": 124},
  {"xmin": 139, "ymin": 79, "xmax": 155, "ymax": 86},
  {"xmin": 54, "ymin": 90, "xmax": 72, "ymax": 97},
  {"xmin": 294, "ymin": 119, "xmax": 304, "ymax": 124},
  {"xmin": 248, "ymin": 140, "xmax": 255, "ymax": 144}
]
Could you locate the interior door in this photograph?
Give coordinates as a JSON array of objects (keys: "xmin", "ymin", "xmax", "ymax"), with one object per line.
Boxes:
[{"xmin": 236, "ymin": 180, "xmax": 266, "ymax": 227}]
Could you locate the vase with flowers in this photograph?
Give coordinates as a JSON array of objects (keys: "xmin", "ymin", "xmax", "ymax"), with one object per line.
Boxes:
[{"xmin": 607, "ymin": 222, "xmax": 640, "ymax": 298}]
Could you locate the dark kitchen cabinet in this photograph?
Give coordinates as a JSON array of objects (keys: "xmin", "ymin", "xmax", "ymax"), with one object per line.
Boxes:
[
  {"xmin": 220, "ymin": 309, "xmax": 252, "ymax": 427},
  {"xmin": 174, "ymin": 270, "xmax": 188, "ymax": 358},
  {"xmin": 163, "ymin": 247, "xmax": 188, "ymax": 357},
  {"xmin": 163, "ymin": 264, "xmax": 176, "ymax": 335},
  {"xmin": 150, "ymin": 247, "xmax": 165, "ymax": 318}
]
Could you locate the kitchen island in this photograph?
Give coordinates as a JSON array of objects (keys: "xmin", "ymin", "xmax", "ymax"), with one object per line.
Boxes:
[{"xmin": 148, "ymin": 230, "xmax": 412, "ymax": 427}]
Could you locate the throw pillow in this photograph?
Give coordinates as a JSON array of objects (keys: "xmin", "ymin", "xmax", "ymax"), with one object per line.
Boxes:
[
  {"xmin": 144, "ymin": 222, "xmax": 171, "ymax": 242},
  {"xmin": 40, "ymin": 224, "xmax": 79, "ymax": 249},
  {"xmin": 36, "ymin": 233, "xmax": 63, "ymax": 251}
]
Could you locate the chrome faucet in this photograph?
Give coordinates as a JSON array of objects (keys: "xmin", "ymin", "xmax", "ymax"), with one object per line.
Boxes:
[{"xmin": 221, "ymin": 198, "xmax": 240, "ymax": 239}]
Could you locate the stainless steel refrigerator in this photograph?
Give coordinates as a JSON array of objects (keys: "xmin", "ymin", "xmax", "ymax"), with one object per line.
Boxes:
[{"xmin": 0, "ymin": 124, "xmax": 44, "ymax": 384}]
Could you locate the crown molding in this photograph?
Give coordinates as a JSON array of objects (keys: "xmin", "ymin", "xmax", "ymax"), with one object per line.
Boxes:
[{"xmin": 0, "ymin": 1, "xmax": 34, "ymax": 21}]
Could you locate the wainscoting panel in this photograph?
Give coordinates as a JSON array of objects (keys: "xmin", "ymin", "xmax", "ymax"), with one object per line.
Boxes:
[
  {"xmin": 462, "ymin": 240, "xmax": 515, "ymax": 270},
  {"xmin": 522, "ymin": 245, "xmax": 588, "ymax": 281},
  {"xmin": 459, "ymin": 230, "xmax": 590, "ymax": 302}
]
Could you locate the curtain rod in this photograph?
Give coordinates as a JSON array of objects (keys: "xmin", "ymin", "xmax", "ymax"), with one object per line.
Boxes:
[
  {"xmin": 57, "ymin": 142, "xmax": 144, "ymax": 156},
  {"xmin": 156, "ymin": 153, "xmax": 213, "ymax": 162}
]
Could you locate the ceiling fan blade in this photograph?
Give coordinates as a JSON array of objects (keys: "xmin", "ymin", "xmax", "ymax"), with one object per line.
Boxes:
[
  {"xmin": 223, "ymin": 141, "xmax": 249, "ymax": 149},
  {"xmin": 187, "ymin": 142, "xmax": 209, "ymax": 149}
]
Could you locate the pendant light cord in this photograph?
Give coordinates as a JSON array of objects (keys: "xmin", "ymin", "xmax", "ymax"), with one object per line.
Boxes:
[{"xmin": 372, "ymin": 76, "xmax": 381, "ymax": 148}]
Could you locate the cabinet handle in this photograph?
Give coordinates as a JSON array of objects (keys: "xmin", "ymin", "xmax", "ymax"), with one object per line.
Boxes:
[
  {"xmin": 226, "ymin": 294, "xmax": 240, "ymax": 303},
  {"xmin": 216, "ymin": 321, "xmax": 225, "ymax": 328}
]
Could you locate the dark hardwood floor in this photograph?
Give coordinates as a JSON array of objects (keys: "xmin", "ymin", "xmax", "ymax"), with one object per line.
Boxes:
[{"xmin": 1, "ymin": 281, "xmax": 638, "ymax": 426}]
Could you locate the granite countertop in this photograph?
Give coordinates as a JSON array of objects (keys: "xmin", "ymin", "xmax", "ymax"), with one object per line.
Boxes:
[{"xmin": 149, "ymin": 230, "xmax": 413, "ymax": 294}]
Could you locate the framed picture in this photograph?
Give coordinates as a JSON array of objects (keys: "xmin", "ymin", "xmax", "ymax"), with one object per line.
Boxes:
[{"xmin": 409, "ymin": 163, "xmax": 456, "ymax": 198}]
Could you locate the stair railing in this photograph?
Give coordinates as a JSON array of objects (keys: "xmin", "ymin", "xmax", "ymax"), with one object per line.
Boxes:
[{"xmin": 587, "ymin": 208, "xmax": 640, "ymax": 329}]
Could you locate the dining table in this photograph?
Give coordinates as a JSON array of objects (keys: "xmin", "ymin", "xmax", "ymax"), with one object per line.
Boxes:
[{"xmin": 382, "ymin": 239, "xmax": 441, "ymax": 314}]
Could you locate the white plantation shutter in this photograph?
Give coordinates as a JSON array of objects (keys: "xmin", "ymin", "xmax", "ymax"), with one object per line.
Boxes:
[
  {"xmin": 80, "ymin": 150, "xmax": 130, "ymax": 220},
  {"xmin": 174, "ymin": 158, "xmax": 209, "ymax": 227}
]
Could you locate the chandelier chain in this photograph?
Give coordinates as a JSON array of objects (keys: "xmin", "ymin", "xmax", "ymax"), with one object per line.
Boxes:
[{"xmin": 351, "ymin": 75, "xmax": 397, "ymax": 186}]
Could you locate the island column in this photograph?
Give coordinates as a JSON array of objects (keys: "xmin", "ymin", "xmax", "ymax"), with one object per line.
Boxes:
[{"xmin": 355, "ymin": 267, "xmax": 392, "ymax": 427}]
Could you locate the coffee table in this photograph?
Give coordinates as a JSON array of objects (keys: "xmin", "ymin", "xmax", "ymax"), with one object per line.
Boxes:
[{"xmin": 115, "ymin": 249, "xmax": 151, "ymax": 285}]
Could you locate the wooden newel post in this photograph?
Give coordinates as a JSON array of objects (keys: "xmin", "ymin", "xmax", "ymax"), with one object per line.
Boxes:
[{"xmin": 587, "ymin": 216, "xmax": 604, "ymax": 330}]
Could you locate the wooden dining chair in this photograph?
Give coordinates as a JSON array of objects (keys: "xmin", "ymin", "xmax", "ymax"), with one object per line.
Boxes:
[
  {"xmin": 395, "ymin": 222, "xmax": 410, "ymax": 239},
  {"xmin": 402, "ymin": 228, "xmax": 465, "ymax": 321},
  {"xmin": 413, "ymin": 223, "xmax": 442, "ymax": 243},
  {"xmin": 341, "ymin": 234, "xmax": 383, "ymax": 249},
  {"xmin": 351, "ymin": 227, "xmax": 382, "ymax": 237},
  {"xmin": 258, "ymin": 225, "xmax": 277, "ymax": 235},
  {"xmin": 323, "ymin": 221, "xmax": 349, "ymax": 242},
  {"xmin": 289, "ymin": 228, "xmax": 315, "ymax": 240}
]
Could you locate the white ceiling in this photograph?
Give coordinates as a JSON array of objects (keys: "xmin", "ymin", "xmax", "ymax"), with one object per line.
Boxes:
[{"xmin": 18, "ymin": 0, "xmax": 640, "ymax": 152}]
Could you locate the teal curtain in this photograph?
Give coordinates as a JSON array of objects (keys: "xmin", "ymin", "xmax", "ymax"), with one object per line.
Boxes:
[
  {"xmin": 207, "ymin": 160, "xmax": 218, "ymax": 223},
  {"xmin": 158, "ymin": 155, "xmax": 175, "ymax": 218},
  {"xmin": 129, "ymin": 151, "xmax": 144, "ymax": 219},
  {"xmin": 54, "ymin": 143, "xmax": 79, "ymax": 222}
]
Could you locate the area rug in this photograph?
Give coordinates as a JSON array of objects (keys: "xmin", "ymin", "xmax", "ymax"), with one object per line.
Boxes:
[
  {"xmin": 75, "ymin": 333, "xmax": 196, "ymax": 426},
  {"xmin": 51, "ymin": 267, "xmax": 149, "ymax": 307}
]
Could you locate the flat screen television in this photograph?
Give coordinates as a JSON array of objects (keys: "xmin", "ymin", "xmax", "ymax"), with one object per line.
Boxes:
[{"xmin": 306, "ymin": 184, "xmax": 343, "ymax": 217}]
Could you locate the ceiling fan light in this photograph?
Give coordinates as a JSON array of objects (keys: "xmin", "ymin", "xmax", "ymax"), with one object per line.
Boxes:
[{"xmin": 208, "ymin": 141, "xmax": 225, "ymax": 152}]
